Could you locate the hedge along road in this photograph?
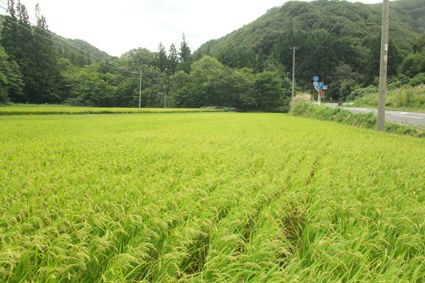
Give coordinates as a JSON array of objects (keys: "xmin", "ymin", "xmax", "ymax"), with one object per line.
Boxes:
[{"xmin": 326, "ymin": 104, "xmax": 425, "ymax": 127}]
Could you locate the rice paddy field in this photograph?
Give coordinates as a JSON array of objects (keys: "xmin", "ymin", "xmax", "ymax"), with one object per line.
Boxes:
[
  {"xmin": 0, "ymin": 112, "xmax": 424, "ymax": 282},
  {"xmin": 0, "ymin": 104, "xmax": 222, "ymax": 115}
]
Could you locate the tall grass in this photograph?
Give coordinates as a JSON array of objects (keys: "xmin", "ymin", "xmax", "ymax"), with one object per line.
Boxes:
[
  {"xmin": 290, "ymin": 101, "xmax": 425, "ymax": 138},
  {"xmin": 0, "ymin": 113, "xmax": 424, "ymax": 281},
  {"xmin": 354, "ymin": 86, "xmax": 425, "ymax": 111}
]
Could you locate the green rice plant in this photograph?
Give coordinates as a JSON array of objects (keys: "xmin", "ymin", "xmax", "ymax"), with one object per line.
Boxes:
[
  {"xmin": 0, "ymin": 104, "xmax": 223, "ymax": 115},
  {"xmin": 0, "ymin": 113, "xmax": 424, "ymax": 282}
]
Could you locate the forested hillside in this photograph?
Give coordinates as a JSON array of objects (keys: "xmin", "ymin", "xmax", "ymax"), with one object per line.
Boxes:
[
  {"xmin": 55, "ymin": 38, "xmax": 112, "ymax": 67},
  {"xmin": 1, "ymin": 0, "xmax": 425, "ymax": 109},
  {"xmin": 195, "ymin": 0, "xmax": 425, "ymax": 99},
  {"xmin": 391, "ymin": 0, "xmax": 425, "ymax": 33}
]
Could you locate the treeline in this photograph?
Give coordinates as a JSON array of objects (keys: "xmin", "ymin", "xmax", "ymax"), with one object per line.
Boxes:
[
  {"xmin": 4, "ymin": 0, "xmax": 423, "ymax": 109},
  {"xmin": 0, "ymin": 1, "xmax": 62, "ymax": 104},
  {"xmin": 195, "ymin": 0, "xmax": 425, "ymax": 101},
  {"xmin": 0, "ymin": 1, "xmax": 289, "ymax": 111},
  {"xmin": 169, "ymin": 56, "xmax": 291, "ymax": 111}
]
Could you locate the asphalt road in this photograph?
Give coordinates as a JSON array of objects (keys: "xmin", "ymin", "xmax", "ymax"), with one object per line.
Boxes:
[{"xmin": 342, "ymin": 107, "xmax": 425, "ymax": 127}]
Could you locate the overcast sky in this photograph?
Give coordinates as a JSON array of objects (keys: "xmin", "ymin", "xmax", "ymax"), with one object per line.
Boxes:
[{"xmin": 1, "ymin": 0, "xmax": 382, "ymax": 57}]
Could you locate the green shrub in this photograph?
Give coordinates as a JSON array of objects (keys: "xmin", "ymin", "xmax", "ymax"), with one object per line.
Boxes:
[
  {"xmin": 353, "ymin": 85, "xmax": 425, "ymax": 111},
  {"xmin": 409, "ymin": 73, "xmax": 425, "ymax": 87},
  {"xmin": 291, "ymin": 101, "xmax": 424, "ymax": 138}
]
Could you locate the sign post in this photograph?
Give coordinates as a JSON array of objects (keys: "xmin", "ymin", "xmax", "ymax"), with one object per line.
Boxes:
[{"xmin": 312, "ymin": 76, "xmax": 324, "ymax": 105}]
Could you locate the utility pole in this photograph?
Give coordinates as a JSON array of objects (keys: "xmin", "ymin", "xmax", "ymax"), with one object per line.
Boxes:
[
  {"xmin": 290, "ymin": 47, "xmax": 298, "ymax": 99},
  {"xmin": 138, "ymin": 69, "xmax": 142, "ymax": 112},
  {"xmin": 164, "ymin": 86, "xmax": 167, "ymax": 108},
  {"xmin": 377, "ymin": 0, "xmax": 390, "ymax": 131}
]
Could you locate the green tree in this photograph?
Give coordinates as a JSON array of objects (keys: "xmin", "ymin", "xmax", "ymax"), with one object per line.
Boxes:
[
  {"xmin": 64, "ymin": 65, "xmax": 117, "ymax": 106},
  {"xmin": 1, "ymin": 0, "xmax": 18, "ymax": 60},
  {"xmin": 217, "ymin": 45, "xmax": 256, "ymax": 69},
  {"xmin": 167, "ymin": 43, "xmax": 179, "ymax": 75},
  {"xmin": 364, "ymin": 36, "xmax": 402, "ymax": 84},
  {"xmin": 169, "ymin": 71, "xmax": 191, "ymax": 107},
  {"xmin": 156, "ymin": 42, "xmax": 168, "ymax": 73},
  {"xmin": 0, "ymin": 42, "xmax": 24, "ymax": 103},
  {"xmin": 1, "ymin": 0, "xmax": 29, "ymax": 102},
  {"xmin": 188, "ymin": 55, "xmax": 230, "ymax": 106},
  {"xmin": 29, "ymin": 4, "xmax": 64, "ymax": 103},
  {"xmin": 0, "ymin": 47, "xmax": 11, "ymax": 103},
  {"xmin": 13, "ymin": 1, "xmax": 33, "ymax": 102},
  {"xmin": 228, "ymin": 68, "xmax": 257, "ymax": 110},
  {"xmin": 178, "ymin": 34, "xmax": 192, "ymax": 73},
  {"xmin": 253, "ymin": 71, "xmax": 284, "ymax": 111},
  {"xmin": 139, "ymin": 65, "xmax": 167, "ymax": 107},
  {"xmin": 399, "ymin": 50, "xmax": 425, "ymax": 77},
  {"xmin": 120, "ymin": 48, "xmax": 156, "ymax": 70}
]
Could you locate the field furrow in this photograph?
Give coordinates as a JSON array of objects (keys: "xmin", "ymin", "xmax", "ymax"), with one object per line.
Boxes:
[{"xmin": 1, "ymin": 113, "xmax": 424, "ymax": 282}]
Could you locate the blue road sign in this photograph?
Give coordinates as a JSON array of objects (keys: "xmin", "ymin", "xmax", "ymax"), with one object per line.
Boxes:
[{"xmin": 312, "ymin": 75, "xmax": 319, "ymax": 82}]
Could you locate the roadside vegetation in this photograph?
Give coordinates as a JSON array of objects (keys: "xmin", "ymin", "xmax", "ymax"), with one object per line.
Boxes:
[
  {"xmin": 352, "ymin": 85, "xmax": 425, "ymax": 112},
  {"xmin": 1, "ymin": 113, "xmax": 424, "ymax": 281},
  {"xmin": 290, "ymin": 94, "xmax": 425, "ymax": 138}
]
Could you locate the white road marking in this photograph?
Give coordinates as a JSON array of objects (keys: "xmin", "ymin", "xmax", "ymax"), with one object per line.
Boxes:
[{"xmin": 390, "ymin": 113, "xmax": 423, "ymax": 120}]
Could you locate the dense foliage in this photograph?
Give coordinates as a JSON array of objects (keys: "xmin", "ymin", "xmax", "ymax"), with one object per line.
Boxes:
[
  {"xmin": 353, "ymin": 85, "xmax": 425, "ymax": 111},
  {"xmin": 1, "ymin": 113, "xmax": 424, "ymax": 281},
  {"xmin": 0, "ymin": 2, "xmax": 287, "ymax": 111},
  {"xmin": 195, "ymin": 0, "xmax": 425, "ymax": 100},
  {"xmin": 1, "ymin": 0, "xmax": 425, "ymax": 108}
]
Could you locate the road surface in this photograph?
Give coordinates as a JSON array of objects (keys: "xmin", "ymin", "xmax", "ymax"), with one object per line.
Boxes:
[{"xmin": 342, "ymin": 107, "xmax": 425, "ymax": 127}]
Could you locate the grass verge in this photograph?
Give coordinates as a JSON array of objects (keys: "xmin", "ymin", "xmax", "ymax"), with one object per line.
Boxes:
[{"xmin": 290, "ymin": 101, "xmax": 425, "ymax": 138}]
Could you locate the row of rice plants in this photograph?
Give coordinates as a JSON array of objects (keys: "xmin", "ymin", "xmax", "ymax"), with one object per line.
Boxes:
[
  {"xmin": 1, "ymin": 113, "xmax": 424, "ymax": 281},
  {"xmin": 0, "ymin": 104, "xmax": 222, "ymax": 115}
]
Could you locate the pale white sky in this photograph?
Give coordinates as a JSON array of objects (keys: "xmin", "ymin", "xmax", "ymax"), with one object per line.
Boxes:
[{"xmin": 1, "ymin": 0, "xmax": 382, "ymax": 56}]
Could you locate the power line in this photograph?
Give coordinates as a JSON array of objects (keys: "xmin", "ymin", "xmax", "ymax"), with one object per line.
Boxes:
[
  {"xmin": 298, "ymin": 21, "xmax": 340, "ymax": 68},
  {"xmin": 1, "ymin": 4, "xmax": 164, "ymax": 86},
  {"xmin": 292, "ymin": 21, "xmax": 341, "ymax": 96},
  {"xmin": 0, "ymin": 4, "xmax": 139, "ymax": 75},
  {"xmin": 0, "ymin": 4, "xmax": 167, "ymax": 108}
]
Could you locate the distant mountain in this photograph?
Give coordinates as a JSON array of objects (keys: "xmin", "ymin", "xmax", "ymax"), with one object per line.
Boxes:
[
  {"xmin": 391, "ymin": 0, "xmax": 425, "ymax": 33},
  {"xmin": 54, "ymin": 37, "xmax": 113, "ymax": 66},
  {"xmin": 0, "ymin": 15, "xmax": 5, "ymax": 32},
  {"xmin": 0, "ymin": 14, "xmax": 112, "ymax": 66},
  {"xmin": 194, "ymin": 0, "xmax": 425, "ymax": 90}
]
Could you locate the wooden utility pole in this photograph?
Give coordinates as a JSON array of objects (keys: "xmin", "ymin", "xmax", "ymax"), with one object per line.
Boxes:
[
  {"xmin": 164, "ymin": 86, "xmax": 167, "ymax": 108},
  {"xmin": 138, "ymin": 69, "xmax": 142, "ymax": 111},
  {"xmin": 377, "ymin": 0, "xmax": 390, "ymax": 131},
  {"xmin": 290, "ymin": 47, "xmax": 298, "ymax": 99}
]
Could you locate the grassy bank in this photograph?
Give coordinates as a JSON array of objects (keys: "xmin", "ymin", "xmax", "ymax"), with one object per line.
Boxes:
[
  {"xmin": 353, "ymin": 86, "xmax": 425, "ymax": 112},
  {"xmin": 0, "ymin": 104, "xmax": 223, "ymax": 115},
  {"xmin": 290, "ymin": 101, "xmax": 425, "ymax": 138}
]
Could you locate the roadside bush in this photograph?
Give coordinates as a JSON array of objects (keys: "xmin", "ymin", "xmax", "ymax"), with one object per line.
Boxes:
[
  {"xmin": 290, "ymin": 102, "xmax": 373, "ymax": 127},
  {"xmin": 353, "ymin": 86, "xmax": 425, "ymax": 110},
  {"xmin": 290, "ymin": 94, "xmax": 312, "ymax": 113},
  {"xmin": 409, "ymin": 72, "xmax": 425, "ymax": 87},
  {"xmin": 290, "ymin": 101, "xmax": 424, "ymax": 138},
  {"xmin": 386, "ymin": 123, "xmax": 425, "ymax": 138},
  {"xmin": 349, "ymin": 85, "xmax": 378, "ymax": 100}
]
